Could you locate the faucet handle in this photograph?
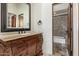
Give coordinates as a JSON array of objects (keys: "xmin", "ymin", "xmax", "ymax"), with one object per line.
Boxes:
[
  {"xmin": 24, "ymin": 31, "xmax": 26, "ymax": 33},
  {"xmin": 18, "ymin": 31, "xmax": 20, "ymax": 34}
]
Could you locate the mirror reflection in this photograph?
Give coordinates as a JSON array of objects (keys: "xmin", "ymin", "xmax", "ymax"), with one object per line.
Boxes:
[{"xmin": 7, "ymin": 3, "xmax": 29, "ymax": 28}]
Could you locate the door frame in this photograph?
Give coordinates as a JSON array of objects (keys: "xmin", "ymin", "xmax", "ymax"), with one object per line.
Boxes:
[{"xmin": 52, "ymin": 3, "xmax": 73, "ymax": 56}]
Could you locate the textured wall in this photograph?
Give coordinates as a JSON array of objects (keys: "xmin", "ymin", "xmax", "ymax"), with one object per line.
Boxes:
[
  {"xmin": 53, "ymin": 15, "xmax": 67, "ymax": 37},
  {"xmin": 31, "ymin": 3, "xmax": 52, "ymax": 55}
]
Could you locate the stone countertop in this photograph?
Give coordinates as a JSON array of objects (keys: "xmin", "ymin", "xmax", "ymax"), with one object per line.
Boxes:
[{"xmin": 0, "ymin": 32, "xmax": 42, "ymax": 42}]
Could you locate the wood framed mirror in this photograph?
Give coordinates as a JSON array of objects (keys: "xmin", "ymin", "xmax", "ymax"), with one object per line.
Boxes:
[{"xmin": 1, "ymin": 3, "xmax": 31, "ymax": 32}]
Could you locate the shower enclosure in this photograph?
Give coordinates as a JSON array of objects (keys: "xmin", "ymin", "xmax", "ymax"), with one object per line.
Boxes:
[{"xmin": 52, "ymin": 3, "xmax": 73, "ymax": 56}]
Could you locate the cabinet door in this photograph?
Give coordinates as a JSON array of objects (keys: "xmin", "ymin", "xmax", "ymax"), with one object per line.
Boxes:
[
  {"xmin": 36, "ymin": 34, "xmax": 43, "ymax": 55},
  {"xmin": 4, "ymin": 42, "xmax": 12, "ymax": 56},
  {"xmin": 27, "ymin": 38, "xmax": 37, "ymax": 56},
  {"xmin": 11, "ymin": 39, "xmax": 27, "ymax": 56},
  {"xmin": 0, "ymin": 44, "xmax": 5, "ymax": 56}
]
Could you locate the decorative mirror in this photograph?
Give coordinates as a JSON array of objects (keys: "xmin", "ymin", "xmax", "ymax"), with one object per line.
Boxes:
[{"xmin": 1, "ymin": 3, "xmax": 31, "ymax": 32}]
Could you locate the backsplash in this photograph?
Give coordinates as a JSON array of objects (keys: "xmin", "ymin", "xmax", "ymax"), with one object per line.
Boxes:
[{"xmin": 53, "ymin": 15, "xmax": 67, "ymax": 37}]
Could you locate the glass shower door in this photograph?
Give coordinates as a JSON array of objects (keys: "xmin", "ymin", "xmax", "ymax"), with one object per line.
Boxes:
[{"xmin": 52, "ymin": 3, "xmax": 72, "ymax": 56}]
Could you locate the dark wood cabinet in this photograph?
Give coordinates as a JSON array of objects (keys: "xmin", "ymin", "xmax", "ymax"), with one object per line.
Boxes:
[{"xmin": 0, "ymin": 33, "xmax": 43, "ymax": 56}]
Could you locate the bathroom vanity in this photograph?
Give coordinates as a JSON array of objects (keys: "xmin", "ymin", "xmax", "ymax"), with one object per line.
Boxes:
[
  {"xmin": 0, "ymin": 32, "xmax": 43, "ymax": 56},
  {"xmin": 0, "ymin": 3, "xmax": 43, "ymax": 56}
]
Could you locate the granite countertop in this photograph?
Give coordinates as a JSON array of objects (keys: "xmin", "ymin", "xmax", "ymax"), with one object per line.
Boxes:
[{"xmin": 0, "ymin": 32, "xmax": 42, "ymax": 42}]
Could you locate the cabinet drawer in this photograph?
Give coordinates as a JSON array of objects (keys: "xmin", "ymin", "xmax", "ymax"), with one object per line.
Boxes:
[{"xmin": 11, "ymin": 39, "xmax": 27, "ymax": 56}]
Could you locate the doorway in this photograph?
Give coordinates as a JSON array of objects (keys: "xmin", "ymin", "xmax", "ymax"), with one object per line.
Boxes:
[{"xmin": 52, "ymin": 3, "xmax": 73, "ymax": 56}]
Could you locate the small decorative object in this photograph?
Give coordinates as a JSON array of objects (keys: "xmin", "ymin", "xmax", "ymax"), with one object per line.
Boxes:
[{"xmin": 37, "ymin": 20, "xmax": 42, "ymax": 25}]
